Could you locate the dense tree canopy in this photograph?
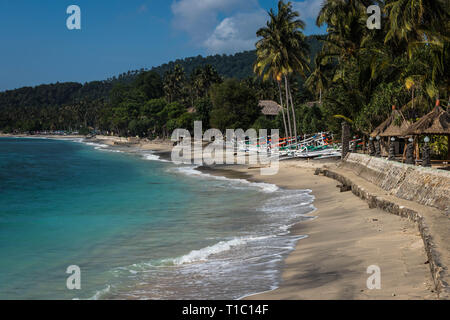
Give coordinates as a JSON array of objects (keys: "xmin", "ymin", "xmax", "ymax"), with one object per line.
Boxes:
[
  {"xmin": 209, "ymin": 79, "xmax": 260, "ymax": 131},
  {"xmin": 1, "ymin": 0, "xmax": 448, "ymax": 160}
]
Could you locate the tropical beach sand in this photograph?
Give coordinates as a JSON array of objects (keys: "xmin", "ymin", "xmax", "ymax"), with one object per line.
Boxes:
[
  {"xmin": 2, "ymin": 134, "xmax": 437, "ymax": 299},
  {"xmin": 204, "ymin": 160, "xmax": 436, "ymax": 300}
]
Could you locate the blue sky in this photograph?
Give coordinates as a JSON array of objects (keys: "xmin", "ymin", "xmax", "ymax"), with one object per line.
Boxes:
[{"xmin": 0, "ymin": 0, "xmax": 325, "ymax": 91}]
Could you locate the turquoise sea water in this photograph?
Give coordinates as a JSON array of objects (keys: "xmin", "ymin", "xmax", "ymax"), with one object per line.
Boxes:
[{"xmin": 0, "ymin": 137, "xmax": 315, "ymax": 300}]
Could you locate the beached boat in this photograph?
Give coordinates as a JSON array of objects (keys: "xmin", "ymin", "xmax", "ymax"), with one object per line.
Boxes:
[{"xmin": 236, "ymin": 132, "xmax": 342, "ymax": 160}]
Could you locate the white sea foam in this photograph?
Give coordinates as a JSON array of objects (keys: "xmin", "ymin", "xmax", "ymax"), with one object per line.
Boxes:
[
  {"xmin": 168, "ymin": 235, "xmax": 274, "ymax": 266},
  {"xmin": 101, "ymin": 148, "xmax": 123, "ymax": 153},
  {"xmin": 174, "ymin": 166, "xmax": 279, "ymax": 193},
  {"xmin": 74, "ymin": 140, "xmax": 125, "ymax": 153},
  {"xmin": 143, "ymin": 153, "xmax": 171, "ymax": 163},
  {"xmin": 5, "ymin": 135, "xmax": 317, "ymax": 300},
  {"xmin": 89, "ymin": 285, "xmax": 111, "ymax": 300},
  {"xmin": 84, "ymin": 142, "xmax": 109, "ymax": 149}
]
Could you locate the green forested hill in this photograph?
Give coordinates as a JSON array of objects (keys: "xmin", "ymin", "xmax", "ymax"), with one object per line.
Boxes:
[
  {"xmin": 0, "ymin": 35, "xmax": 323, "ymax": 133},
  {"xmin": 0, "ymin": 35, "xmax": 322, "ymax": 110},
  {"xmin": 151, "ymin": 35, "xmax": 322, "ymax": 79},
  {"xmin": 151, "ymin": 51, "xmax": 257, "ymax": 80},
  {"xmin": 0, "ymin": 81, "xmax": 113, "ymax": 109}
]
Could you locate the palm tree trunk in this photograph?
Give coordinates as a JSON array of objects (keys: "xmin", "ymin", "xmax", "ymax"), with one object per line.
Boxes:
[
  {"xmin": 277, "ymin": 81, "xmax": 289, "ymax": 140},
  {"xmin": 286, "ymin": 78, "xmax": 298, "ymax": 146},
  {"xmin": 283, "ymin": 76, "xmax": 293, "ymax": 145}
]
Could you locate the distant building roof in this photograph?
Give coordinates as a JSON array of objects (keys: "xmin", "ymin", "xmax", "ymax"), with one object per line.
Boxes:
[{"xmin": 259, "ymin": 100, "xmax": 282, "ymax": 116}]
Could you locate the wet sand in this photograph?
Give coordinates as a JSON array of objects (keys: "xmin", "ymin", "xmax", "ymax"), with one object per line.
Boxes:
[
  {"xmin": 2, "ymin": 134, "xmax": 435, "ymax": 299},
  {"xmin": 203, "ymin": 161, "xmax": 436, "ymax": 299}
]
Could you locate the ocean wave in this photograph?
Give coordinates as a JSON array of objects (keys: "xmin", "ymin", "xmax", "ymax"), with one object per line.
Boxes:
[
  {"xmin": 83, "ymin": 142, "xmax": 109, "ymax": 149},
  {"xmin": 173, "ymin": 166, "xmax": 279, "ymax": 193},
  {"xmin": 143, "ymin": 153, "xmax": 171, "ymax": 163},
  {"xmin": 76, "ymin": 140, "xmax": 125, "ymax": 153},
  {"xmin": 66, "ymin": 138, "xmax": 85, "ymax": 143},
  {"xmin": 112, "ymin": 235, "xmax": 275, "ymax": 277},
  {"xmin": 89, "ymin": 285, "xmax": 111, "ymax": 300},
  {"xmin": 262, "ymin": 201, "xmax": 313, "ymax": 213},
  {"xmin": 166, "ymin": 235, "xmax": 274, "ymax": 266},
  {"xmin": 261, "ymin": 192, "xmax": 315, "ymax": 214}
]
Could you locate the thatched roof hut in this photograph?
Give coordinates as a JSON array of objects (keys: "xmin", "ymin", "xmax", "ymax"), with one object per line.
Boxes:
[
  {"xmin": 259, "ymin": 100, "xmax": 282, "ymax": 116},
  {"xmin": 187, "ymin": 107, "xmax": 196, "ymax": 114},
  {"xmin": 406, "ymin": 104, "xmax": 450, "ymax": 136},
  {"xmin": 370, "ymin": 108, "xmax": 411, "ymax": 138}
]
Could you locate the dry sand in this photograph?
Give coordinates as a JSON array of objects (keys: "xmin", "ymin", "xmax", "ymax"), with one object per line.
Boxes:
[
  {"xmin": 208, "ymin": 160, "xmax": 436, "ymax": 300},
  {"xmin": 3, "ymin": 134, "xmax": 435, "ymax": 299},
  {"xmin": 76, "ymin": 137, "xmax": 439, "ymax": 299}
]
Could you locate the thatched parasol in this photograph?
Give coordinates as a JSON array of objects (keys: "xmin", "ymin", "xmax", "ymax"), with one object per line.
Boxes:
[
  {"xmin": 406, "ymin": 103, "xmax": 450, "ymax": 135},
  {"xmin": 406, "ymin": 101, "xmax": 450, "ymax": 161},
  {"xmin": 259, "ymin": 100, "xmax": 282, "ymax": 116},
  {"xmin": 370, "ymin": 107, "xmax": 411, "ymax": 138}
]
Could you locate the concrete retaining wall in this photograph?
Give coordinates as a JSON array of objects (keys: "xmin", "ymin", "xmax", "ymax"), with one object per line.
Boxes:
[
  {"xmin": 315, "ymin": 166, "xmax": 450, "ymax": 299},
  {"xmin": 342, "ymin": 153, "xmax": 450, "ymax": 214}
]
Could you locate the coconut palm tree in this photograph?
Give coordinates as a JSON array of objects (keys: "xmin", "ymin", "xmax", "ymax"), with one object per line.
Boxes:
[
  {"xmin": 384, "ymin": 0, "xmax": 450, "ymax": 96},
  {"xmin": 277, "ymin": 1, "xmax": 310, "ymax": 144},
  {"xmin": 384, "ymin": 0, "xmax": 449, "ymax": 46},
  {"xmin": 305, "ymin": 55, "xmax": 329, "ymax": 103},
  {"xmin": 254, "ymin": 1, "xmax": 310, "ymax": 145},
  {"xmin": 163, "ymin": 64, "xmax": 185, "ymax": 103},
  {"xmin": 317, "ymin": 0, "xmax": 369, "ymax": 63},
  {"xmin": 254, "ymin": 9, "xmax": 291, "ymax": 139}
]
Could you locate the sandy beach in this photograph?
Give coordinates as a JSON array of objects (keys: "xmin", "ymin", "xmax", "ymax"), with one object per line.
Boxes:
[
  {"xmin": 1, "ymin": 134, "xmax": 438, "ymax": 299},
  {"xmin": 203, "ymin": 160, "xmax": 436, "ymax": 300}
]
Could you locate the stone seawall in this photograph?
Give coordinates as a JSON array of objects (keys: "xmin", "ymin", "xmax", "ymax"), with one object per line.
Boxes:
[
  {"xmin": 315, "ymin": 155, "xmax": 450, "ymax": 299},
  {"xmin": 342, "ymin": 153, "xmax": 450, "ymax": 214}
]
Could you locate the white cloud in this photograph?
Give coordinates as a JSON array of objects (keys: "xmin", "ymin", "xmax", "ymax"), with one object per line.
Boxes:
[
  {"xmin": 292, "ymin": 0, "xmax": 323, "ymax": 22},
  {"xmin": 171, "ymin": 0, "xmax": 255, "ymax": 41},
  {"xmin": 171, "ymin": 0, "xmax": 262, "ymax": 53},
  {"xmin": 170, "ymin": 0, "xmax": 324, "ymax": 54},
  {"xmin": 203, "ymin": 10, "xmax": 266, "ymax": 54}
]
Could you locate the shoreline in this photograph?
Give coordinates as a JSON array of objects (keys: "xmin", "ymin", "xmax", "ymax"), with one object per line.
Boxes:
[
  {"xmin": 1, "ymin": 135, "xmax": 437, "ymax": 299},
  {"xmin": 201, "ymin": 161, "xmax": 436, "ymax": 299}
]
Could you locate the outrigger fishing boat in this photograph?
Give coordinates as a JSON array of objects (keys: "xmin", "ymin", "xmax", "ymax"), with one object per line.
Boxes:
[{"xmin": 236, "ymin": 132, "xmax": 342, "ymax": 160}]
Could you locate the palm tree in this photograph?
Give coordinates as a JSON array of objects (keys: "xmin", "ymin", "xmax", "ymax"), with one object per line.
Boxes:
[
  {"xmin": 254, "ymin": 9, "xmax": 291, "ymax": 139},
  {"xmin": 163, "ymin": 64, "xmax": 185, "ymax": 103},
  {"xmin": 316, "ymin": 0, "xmax": 390, "ymax": 135},
  {"xmin": 277, "ymin": 1, "xmax": 310, "ymax": 144},
  {"xmin": 317, "ymin": 0, "xmax": 369, "ymax": 64},
  {"xmin": 385, "ymin": 0, "xmax": 450, "ymax": 98},
  {"xmin": 305, "ymin": 55, "xmax": 329, "ymax": 103},
  {"xmin": 384, "ymin": 0, "xmax": 449, "ymax": 46},
  {"xmin": 255, "ymin": 1, "xmax": 310, "ymax": 145}
]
